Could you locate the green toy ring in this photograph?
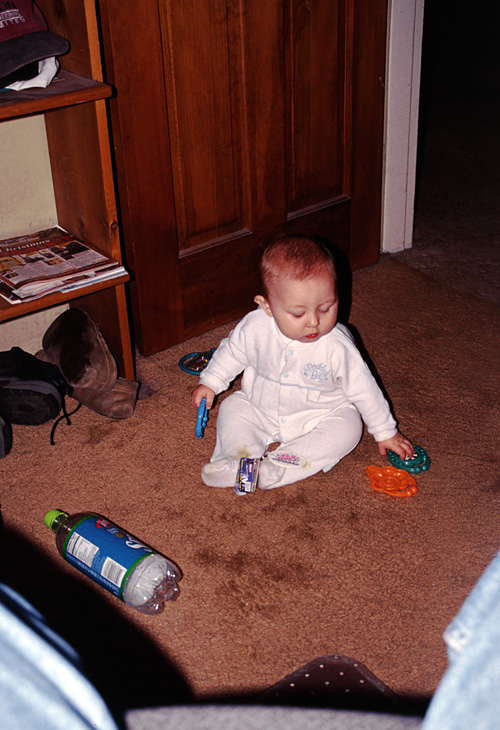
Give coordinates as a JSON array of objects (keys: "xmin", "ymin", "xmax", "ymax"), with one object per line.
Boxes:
[{"xmin": 387, "ymin": 444, "xmax": 430, "ymax": 474}]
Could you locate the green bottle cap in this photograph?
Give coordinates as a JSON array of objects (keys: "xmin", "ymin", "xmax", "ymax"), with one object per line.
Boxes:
[{"xmin": 44, "ymin": 509, "xmax": 68, "ymax": 531}]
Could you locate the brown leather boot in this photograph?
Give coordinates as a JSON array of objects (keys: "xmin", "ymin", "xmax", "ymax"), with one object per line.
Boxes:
[
  {"xmin": 71, "ymin": 378, "xmax": 139, "ymax": 419},
  {"xmin": 42, "ymin": 308, "xmax": 118, "ymax": 390}
]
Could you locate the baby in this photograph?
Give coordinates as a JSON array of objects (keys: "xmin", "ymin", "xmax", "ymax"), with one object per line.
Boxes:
[{"xmin": 192, "ymin": 235, "xmax": 414, "ymax": 490}]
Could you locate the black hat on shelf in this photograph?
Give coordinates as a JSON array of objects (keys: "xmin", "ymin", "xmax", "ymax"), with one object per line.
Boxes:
[{"xmin": 0, "ymin": 1, "xmax": 69, "ymax": 88}]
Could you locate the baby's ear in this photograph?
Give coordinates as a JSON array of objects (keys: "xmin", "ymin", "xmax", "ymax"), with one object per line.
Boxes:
[{"xmin": 254, "ymin": 295, "xmax": 273, "ymax": 317}]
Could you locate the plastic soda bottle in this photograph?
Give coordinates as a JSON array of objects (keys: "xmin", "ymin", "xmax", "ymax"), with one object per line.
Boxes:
[{"xmin": 45, "ymin": 509, "xmax": 181, "ymax": 614}]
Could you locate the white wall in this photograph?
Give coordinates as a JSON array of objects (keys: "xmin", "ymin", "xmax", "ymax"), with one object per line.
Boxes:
[
  {"xmin": 0, "ymin": 116, "xmax": 67, "ymax": 354},
  {"xmin": 0, "ymin": 116, "xmax": 58, "ymax": 238}
]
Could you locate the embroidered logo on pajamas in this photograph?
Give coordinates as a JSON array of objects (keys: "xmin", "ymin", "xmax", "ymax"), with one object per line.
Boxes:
[
  {"xmin": 303, "ymin": 363, "xmax": 330, "ymax": 382},
  {"xmin": 268, "ymin": 451, "xmax": 307, "ymax": 468}
]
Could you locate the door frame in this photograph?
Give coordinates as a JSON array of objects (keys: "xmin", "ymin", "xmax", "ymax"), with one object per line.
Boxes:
[{"xmin": 382, "ymin": 0, "xmax": 425, "ymax": 253}]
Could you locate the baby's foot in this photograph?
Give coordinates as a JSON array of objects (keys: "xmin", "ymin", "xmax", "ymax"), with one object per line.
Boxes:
[
  {"xmin": 201, "ymin": 458, "xmax": 237, "ymax": 487},
  {"xmin": 258, "ymin": 459, "xmax": 285, "ymax": 490}
]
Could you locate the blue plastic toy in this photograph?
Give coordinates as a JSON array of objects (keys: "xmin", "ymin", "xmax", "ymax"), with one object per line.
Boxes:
[
  {"xmin": 387, "ymin": 444, "xmax": 430, "ymax": 474},
  {"xmin": 179, "ymin": 349, "xmax": 215, "ymax": 375},
  {"xmin": 195, "ymin": 398, "xmax": 208, "ymax": 439}
]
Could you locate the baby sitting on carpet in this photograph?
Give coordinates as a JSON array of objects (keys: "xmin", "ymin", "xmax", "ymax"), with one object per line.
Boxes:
[{"xmin": 192, "ymin": 235, "xmax": 413, "ymax": 490}]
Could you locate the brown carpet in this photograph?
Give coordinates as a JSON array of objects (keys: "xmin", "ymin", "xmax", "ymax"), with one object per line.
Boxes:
[{"xmin": 1, "ymin": 254, "xmax": 499, "ymax": 715}]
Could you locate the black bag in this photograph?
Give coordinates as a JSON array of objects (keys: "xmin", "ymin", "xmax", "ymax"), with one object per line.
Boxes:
[
  {"xmin": 0, "ymin": 347, "xmax": 70, "ymax": 426},
  {"xmin": 0, "ymin": 348, "xmax": 81, "ymax": 457}
]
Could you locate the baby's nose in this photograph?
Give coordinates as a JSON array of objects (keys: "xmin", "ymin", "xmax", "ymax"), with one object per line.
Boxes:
[{"xmin": 307, "ymin": 311, "xmax": 319, "ymax": 326}]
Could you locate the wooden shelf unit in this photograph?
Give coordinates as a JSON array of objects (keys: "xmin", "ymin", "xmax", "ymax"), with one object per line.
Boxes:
[
  {"xmin": 0, "ymin": 0, "xmax": 134, "ymax": 379},
  {"xmin": 0, "ymin": 70, "xmax": 112, "ymax": 120}
]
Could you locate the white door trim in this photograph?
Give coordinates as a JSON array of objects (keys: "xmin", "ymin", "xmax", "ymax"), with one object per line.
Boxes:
[{"xmin": 381, "ymin": 0, "xmax": 425, "ymax": 253}]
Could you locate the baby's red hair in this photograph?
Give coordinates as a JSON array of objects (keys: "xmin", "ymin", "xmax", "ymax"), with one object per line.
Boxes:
[{"xmin": 258, "ymin": 235, "xmax": 337, "ymax": 299}]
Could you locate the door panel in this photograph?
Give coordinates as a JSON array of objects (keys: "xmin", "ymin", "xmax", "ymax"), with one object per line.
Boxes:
[
  {"xmin": 180, "ymin": 204, "xmax": 349, "ymax": 339},
  {"xmin": 99, "ymin": 0, "xmax": 387, "ymax": 354},
  {"xmin": 285, "ymin": 0, "xmax": 351, "ymax": 215},
  {"xmin": 160, "ymin": 1, "xmax": 251, "ymax": 252}
]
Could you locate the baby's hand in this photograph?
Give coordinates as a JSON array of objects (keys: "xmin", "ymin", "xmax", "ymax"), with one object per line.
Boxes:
[
  {"xmin": 192, "ymin": 384, "xmax": 215, "ymax": 409},
  {"xmin": 377, "ymin": 432, "xmax": 414, "ymax": 460}
]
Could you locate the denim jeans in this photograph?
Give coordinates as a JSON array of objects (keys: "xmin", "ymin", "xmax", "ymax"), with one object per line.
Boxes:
[
  {"xmin": 0, "ymin": 584, "xmax": 119, "ymax": 730},
  {"xmin": 422, "ymin": 549, "xmax": 500, "ymax": 729}
]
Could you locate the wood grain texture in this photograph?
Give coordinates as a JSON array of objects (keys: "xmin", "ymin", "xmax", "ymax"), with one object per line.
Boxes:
[{"xmin": 99, "ymin": 0, "xmax": 387, "ymax": 353}]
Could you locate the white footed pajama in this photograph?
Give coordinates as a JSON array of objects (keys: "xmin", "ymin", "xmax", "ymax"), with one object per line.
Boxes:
[{"xmin": 199, "ymin": 308, "xmax": 397, "ymax": 489}]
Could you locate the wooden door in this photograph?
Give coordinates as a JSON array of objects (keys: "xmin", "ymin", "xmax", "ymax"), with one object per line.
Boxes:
[{"xmin": 99, "ymin": 0, "xmax": 388, "ymax": 355}]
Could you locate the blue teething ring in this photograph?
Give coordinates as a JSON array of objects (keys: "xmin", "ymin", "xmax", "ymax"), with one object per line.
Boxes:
[
  {"xmin": 196, "ymin": 398, "xmax": 208, "ymax": 439},
  {"xmin": 387, "ymin": 444, "xmax": 430, "ymax": 473},
  {"xmin": 179, "ymin": 349, "xmax": 216, "ymax": 375}
]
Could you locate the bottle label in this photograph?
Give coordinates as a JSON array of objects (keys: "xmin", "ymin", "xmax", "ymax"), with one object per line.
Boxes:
[{"xmin": 63, "ymin": 516, "xmax": 154, "ymax": 599}]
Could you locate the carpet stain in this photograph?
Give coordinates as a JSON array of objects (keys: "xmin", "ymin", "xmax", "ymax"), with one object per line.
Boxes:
[{"xmin": 84, "ymin": 422, "xmax": 115, "ymax": 445}]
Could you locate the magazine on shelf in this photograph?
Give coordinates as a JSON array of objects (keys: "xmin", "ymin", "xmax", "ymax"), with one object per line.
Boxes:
[{"xmin": 0, "ymin": 227, "xmax": 127, "ymax": 304}]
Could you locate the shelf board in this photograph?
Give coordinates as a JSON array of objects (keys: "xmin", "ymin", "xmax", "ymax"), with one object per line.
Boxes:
[
  {"xmin": 0, "ymin": 70, "xmax": 113, "ymax": 121},
  {"xmin": 0, "ymin": 272, "xmax": 129, "ymax": 323}
]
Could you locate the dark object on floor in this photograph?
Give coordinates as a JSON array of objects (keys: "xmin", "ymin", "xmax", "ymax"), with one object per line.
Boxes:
[
  {"xmin": 0, "ymin": 347, "xmax": 70, "ymax": 426},
  {"xmin": 40, "ymin": 309, "xmax": 139, "ymax": 419},
  {"xmin": 258, "ymin": 656, "xmax": 416, "ymax": 714},
  {"xmin": 42, "ymin": 308, "xmax": 117, "ymax": 390},
  {"xmin": 178, "ymin": 349, "xmax": 216, "ymax": 375},
  {"xmin": 72, "ymin": 378, "xmax": 139, "ymax": 419},
  {"xmin": 0, "ymin": 346, "xmax": 77, "ymax": 452}
]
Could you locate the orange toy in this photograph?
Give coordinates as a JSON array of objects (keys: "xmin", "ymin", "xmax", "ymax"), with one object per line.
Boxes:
[{"xmin": 366, "ymin": 465, "xmax": 417, "ymax": 497}]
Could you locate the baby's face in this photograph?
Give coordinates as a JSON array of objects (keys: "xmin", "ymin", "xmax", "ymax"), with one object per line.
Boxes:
[{"xmin": 258, "ymin": 271, "xmax": 338, "ymax": 343}]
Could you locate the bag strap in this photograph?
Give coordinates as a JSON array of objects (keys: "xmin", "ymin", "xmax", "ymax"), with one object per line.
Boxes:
[{"xmin": 50, "ymin": 399, "xmax": 82, "ymax": 445}]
